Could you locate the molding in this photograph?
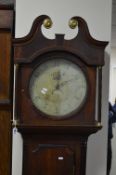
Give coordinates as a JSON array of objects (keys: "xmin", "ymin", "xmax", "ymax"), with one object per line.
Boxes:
[
  {"xmin": 0, "ymin": 0, "xmax": 15, "ymax": 10},
  {"xmin": 13, "ymin": 15, "xmax": 108, "ymax": 66}
]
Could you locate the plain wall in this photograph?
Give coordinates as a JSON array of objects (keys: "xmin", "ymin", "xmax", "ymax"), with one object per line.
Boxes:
[
  {"xmin": 12, "ymin": 0, "xmax": 112, "ymax": 175},
  {"xmin": 109, "ymin": 48, "xmax": 116, "ymax": 103},
  {"xmin": 109, "ymin": 47, "xmax": 116, "ymax": 175}
]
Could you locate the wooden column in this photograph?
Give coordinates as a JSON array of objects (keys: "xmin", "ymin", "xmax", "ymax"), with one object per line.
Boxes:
[{"xmin": 0, "ymin": 1, "xmax": 15, "ymax": 175}]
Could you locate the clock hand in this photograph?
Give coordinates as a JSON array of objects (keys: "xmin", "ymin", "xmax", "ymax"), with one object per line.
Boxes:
[
  {"xmin": 59, "ymin": 78, "xmax": 78, "ymax": 88},
  {"xmin": 51, "ymin": 80, "xmax": 60, "ymax": 94},
  {"xmin": 52, "ymin": 70, "xmax": 61, "ymax": 81},
  {"xmin": 51, "ymin": 78, "xmax": 75, "ymax": 94},
  {"xmin": 51, "ymin": 70, "xmax": 61, "ymax": 92},
  {"xmin": 52, "ymin": 78, "xmax": 78, "ymax": 93}
]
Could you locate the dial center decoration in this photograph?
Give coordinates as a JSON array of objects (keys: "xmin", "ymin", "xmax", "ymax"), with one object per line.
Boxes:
[{"xmin": 29, "ymin": 58, "xmax": 87, "ymax": 118}]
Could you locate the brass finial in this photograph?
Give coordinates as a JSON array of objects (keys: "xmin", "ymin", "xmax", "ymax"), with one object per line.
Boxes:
[
  {"xmin": 69, "ymin": 18, "xmax": 78, "ymax": 29},
  {"xmin": 43, "ymin": 18, "xmax": 52, "ymax": 29}
]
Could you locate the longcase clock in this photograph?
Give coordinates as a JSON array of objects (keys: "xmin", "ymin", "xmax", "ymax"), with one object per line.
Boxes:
[{"xmin": 13, "ymin": 15, "xmax": 108, "ymax": 175}]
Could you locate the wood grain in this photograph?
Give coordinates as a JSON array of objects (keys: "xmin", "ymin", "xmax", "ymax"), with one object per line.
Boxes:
[
  {"xmin": 0, "ymin": 32, "xmax": 13, "ymax": 175},
  {"xmin": 0, "ymin": 32, "xmax": 12, "ymax": 104},
  {"xmin": 0, "ymin": 111, "xmax": 12, "ymax": 175},
  {"xmin": 0, "ymin": 10, "xmax": 13, "ymax": 29},
  {"xmin": 0, "ymin": 2, "xmax": 14, "ymax": 175}
]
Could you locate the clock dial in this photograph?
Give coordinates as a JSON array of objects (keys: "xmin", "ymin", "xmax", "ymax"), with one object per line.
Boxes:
[{"xmin": 29, "ymin": 58, "xmax": 87, "ymax": 118}]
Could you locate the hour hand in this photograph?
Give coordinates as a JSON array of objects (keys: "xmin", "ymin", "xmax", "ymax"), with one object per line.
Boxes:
[{"xmin": 52, "ymin": 81, "xmax": 61, "ymax": 93}]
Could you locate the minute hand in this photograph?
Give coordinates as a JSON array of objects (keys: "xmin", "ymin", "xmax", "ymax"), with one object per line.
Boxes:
[{"xmin": 59, "ymin": 78, "xmax": 77, "ymax": 87}]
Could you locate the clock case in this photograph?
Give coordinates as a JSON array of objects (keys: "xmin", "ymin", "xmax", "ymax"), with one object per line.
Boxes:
[
  {"xmin": 13, "ymin": 15, "xmax": 108, "ymax": 175},
  {"xmin": 14, "ymin": 15, "xmax": 108, "ymax": 134}
]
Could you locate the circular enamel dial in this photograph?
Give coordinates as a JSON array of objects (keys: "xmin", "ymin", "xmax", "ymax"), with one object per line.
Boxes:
[{"xmin": 29, "ymin": 59, "xmax": 87, "ymax": 118}]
